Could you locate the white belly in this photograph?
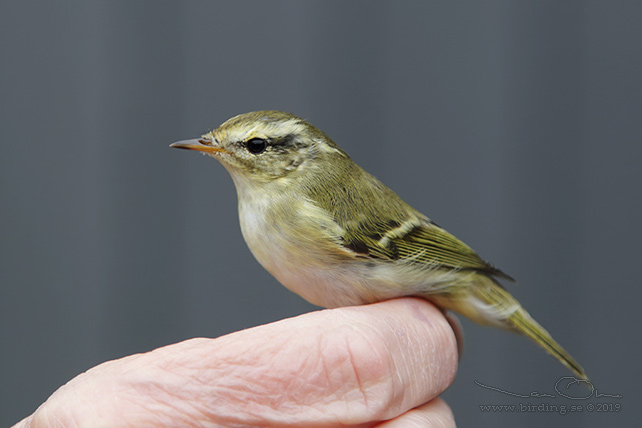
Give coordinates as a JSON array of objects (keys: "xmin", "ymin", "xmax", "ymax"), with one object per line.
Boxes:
[{"xmin": 237, "ymin": 192, "xmax": 368, "ymax": 307}]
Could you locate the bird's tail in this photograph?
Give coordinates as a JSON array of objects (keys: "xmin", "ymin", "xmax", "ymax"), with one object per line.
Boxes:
[
  {"xmin": 507, "ymin": 303, "xmax": 588, "ymax": 380},
  {"xmin": 431, "ymin": 275, "xmax": 589, "ymax": 381}
]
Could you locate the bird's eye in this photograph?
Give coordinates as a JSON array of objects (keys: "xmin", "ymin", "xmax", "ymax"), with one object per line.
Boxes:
[{"xmin": 245, "ymin": 138, "xmax": 267, "ymax": 154}]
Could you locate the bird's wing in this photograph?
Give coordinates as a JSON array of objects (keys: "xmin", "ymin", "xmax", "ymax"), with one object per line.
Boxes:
[
  {"xmin": 341, "ymin": 219, "xmax": 514, "ymax": 281},
  {"xmin": 303, "ymin": 160, "xmax": 512, "ymax": 281}
]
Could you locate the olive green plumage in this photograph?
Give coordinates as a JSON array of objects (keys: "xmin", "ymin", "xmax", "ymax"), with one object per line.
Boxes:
[{"xmin": 171, "ymin": 110, "xmax": 588, "ymax": 381}]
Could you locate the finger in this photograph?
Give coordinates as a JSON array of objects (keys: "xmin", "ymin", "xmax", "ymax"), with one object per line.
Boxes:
[
  {"xmin": 375, "ymin": 398, "xmax": 456, "ymax": 428},
  {"xmin": 19, "ymin": 297, "xmax": 457, "ymax": 427},
  {"xmin": 163, "ymin": 297, "xmax": 458, "ymax": 425},
  {"xmin": 443, "ymin": 311, "xmax": 464, "ymax": 361}
]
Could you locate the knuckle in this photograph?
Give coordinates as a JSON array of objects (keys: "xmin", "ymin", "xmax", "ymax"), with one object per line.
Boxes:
[{"xmin": 316, "ymin": 323, "xmax": 399, "ymax": 419}]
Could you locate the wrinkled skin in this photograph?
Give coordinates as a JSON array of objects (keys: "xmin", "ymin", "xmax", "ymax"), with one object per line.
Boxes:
[{"xmin": 14, "ymin": 298, "xmax": 459, "ymax": 427}]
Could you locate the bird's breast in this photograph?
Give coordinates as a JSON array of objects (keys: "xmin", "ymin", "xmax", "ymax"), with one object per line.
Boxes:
[{"xmin": 235, "ymin": 188, "xmax": 383, "ymax": 307}]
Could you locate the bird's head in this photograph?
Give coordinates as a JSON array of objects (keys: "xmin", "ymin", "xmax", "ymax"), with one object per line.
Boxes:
[{"xmin": 171, "ymin": 111, "xmax": 347, "ymax": 185}]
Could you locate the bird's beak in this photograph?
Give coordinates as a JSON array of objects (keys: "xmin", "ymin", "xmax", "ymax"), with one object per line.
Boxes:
[{"xmin": 170, "ymin": 139, "xmax": 227, "ymax": 154}]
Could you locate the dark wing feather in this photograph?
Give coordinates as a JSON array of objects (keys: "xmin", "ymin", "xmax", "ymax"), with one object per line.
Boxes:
[
  {"xmin": 342, "ymin": 220, "xmax": 513, "ymax": 281},
  {"xmin": 394, "ymin": 223, "xmax": 514, "ymax": 280}
]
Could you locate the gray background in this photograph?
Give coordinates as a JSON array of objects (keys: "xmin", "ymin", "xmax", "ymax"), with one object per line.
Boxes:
[{"xmin": 1, "ymin": 1, "xmax": 639, "ymax": 426}]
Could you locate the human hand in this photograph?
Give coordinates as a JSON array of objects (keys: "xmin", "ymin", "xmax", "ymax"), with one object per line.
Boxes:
[{"xmin": 14, "ymin": 298, "xmax": 459, "ymax": 427}]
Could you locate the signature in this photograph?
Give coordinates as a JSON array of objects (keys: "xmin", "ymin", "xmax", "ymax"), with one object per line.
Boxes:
[{"xmin": 474, "ymin": 377, "xmax": 622, "ymax": 400}]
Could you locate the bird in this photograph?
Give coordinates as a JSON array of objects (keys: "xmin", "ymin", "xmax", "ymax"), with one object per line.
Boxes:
[{"xmin": 170, "ymin": 110, "xmax": 587, "ymax": 380}]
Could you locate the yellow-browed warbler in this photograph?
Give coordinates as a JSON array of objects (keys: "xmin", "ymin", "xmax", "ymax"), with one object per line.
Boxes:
[{"xmin": 171, "ymin": 110, "xmax": 587, "ymax": 380}]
